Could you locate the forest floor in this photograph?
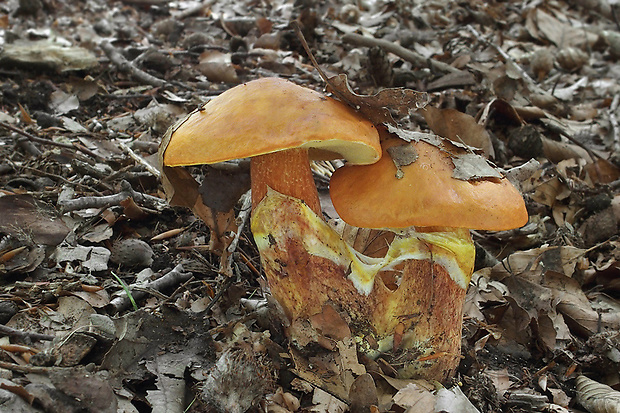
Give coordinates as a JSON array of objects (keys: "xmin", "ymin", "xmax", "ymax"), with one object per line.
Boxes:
[{"xmin": 1, "ymin": 0, "xmax": 620, "ymax": 412}]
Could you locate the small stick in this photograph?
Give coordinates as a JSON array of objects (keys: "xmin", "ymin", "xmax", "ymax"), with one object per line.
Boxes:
[
  {"xmin": 0, "ymin": 324, "xmax": 54, "ymax": 341},
  {"xmin": 106, "ymin": 264, "xmax": 192, "ymax": 314},
  {"xmin": 100, "ymin": 40, "xmax": 166, "ymax": 88},
  {"xmin": 292, "ymin": 22, "xmax": 356, "ymax": 109},
  {"xmin": 466, "ymin": 25, "xmax": 545, "ymax": 95},
  {"xmin": 220, "ymin": 191, "xmax": 252, "ymax": 276},
  {"xmin": 342, "ymin": 32, "xmax": 462, "ymax": 75},
  {"xmin": 610, "ymin": 94, "xmax": 620, "ymax": 154},
  {"xmin": 198, "ymin": 276, "xmax": 235, "ymax": 315},
  {"xmin": 176, "ymin": 0, "xmax": 216, "ymax": 19},
  {"xmin": 0, "ymin": 121, "xmax": 102, "ymax": 160},
  {"xmin": 0, "ymin": 360, "xmax": 56, "ymax": 374},
  {"xmin": 117, "ymin": 141, "xmax": 161, "ymax": 178},
  {"xmin": 59, "ymin": 180, "xmax": 166, "ymax": 212}
]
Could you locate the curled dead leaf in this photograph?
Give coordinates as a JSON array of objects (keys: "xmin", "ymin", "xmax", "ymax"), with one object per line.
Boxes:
[
  {"xmin": 326, "ymin": 73, "xmax": 429, "ymax": 125},
  {"xmin": 575, "ymin": 375, "xmax": 620, "ymax": 413}
]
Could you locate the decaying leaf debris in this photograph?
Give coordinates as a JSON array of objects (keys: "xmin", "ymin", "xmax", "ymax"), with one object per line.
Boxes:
[{"xmin": 0, "ymin": 0, "xmax": 620, "ymax": 412}]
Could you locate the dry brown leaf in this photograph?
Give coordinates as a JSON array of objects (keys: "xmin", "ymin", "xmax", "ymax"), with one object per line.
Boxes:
[
  {"xmin": 531, "ymin": 176, "xmax": 572, "ymax": 207},
  {"xmin": 542, "ymin": 137, "xmax": 593, "ymax": 163},
  {"xmin": 290, "ymin": 348, "xmax": 350, "ymax": 402},
  {"xmin": 349, "ymin": 374, "xmax": 378, "ymax": 413},
  {"xmin": 525, "ymin": 8, "xmax": 597, "ymax": 49},
  {"xmin": 422, "ymin": 106, "xmax": 494, "ymax": 157},
  {"xmin": 486, "ymin": 246, "xmax": 620, "ymax": 340},
  {"xmin": 478, "ymin": 99, "xmax": 525, "ymax": 127},
  {"xmin": 585, "ymin": 159, "xmax": 620, "ymax": 184},
  {"xmin": 198, "ymin": 50, "xmax": 239, "ymax": 84},
  {"xmin": 160, "ymin": 165, "xmax": 236, "ymax": 253},
  {"xmin": 309, "ymin": 305, "xmax": 352, "ymax": 343},
  {"xmin": 198, "ymin": 165, "xmax": 251, "ymax": 212},
  {"xmin": 119, "ymin": 197, "xmax": 149, "ymax": 220},
  {"xmin": 326, "ymin": 73, "xmax": 429, "ymax": 125},
  {"xmin": 0, "ymin": 194, "xmax": 70, "ymax": 246}
]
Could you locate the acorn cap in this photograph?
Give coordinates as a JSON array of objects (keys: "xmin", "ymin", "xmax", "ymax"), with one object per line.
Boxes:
[
  {"xmin": 329, "ymin": 135, "xmax": 528, "ymax": 231},
  {"xmin": 161, "ymin": 77, "xmax": 381, "ymax": 167}
]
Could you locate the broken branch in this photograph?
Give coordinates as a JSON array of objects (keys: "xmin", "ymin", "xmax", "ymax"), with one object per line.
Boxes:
[
  {"xmin": 100, "ymin": 40, "xmax": 166, "ymax": 88},
  {"xmin": 59, "ymin": 180, "xmax": 166, "ymax": 212},
  {"xmin": 342, "ymin": 32, "xmax": 462, "ymax": 74}
]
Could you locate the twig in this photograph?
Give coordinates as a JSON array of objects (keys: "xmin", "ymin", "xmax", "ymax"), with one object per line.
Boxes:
[
  {"xmin": 292, "ymin": 22, "xmax": 357, "ymax": 110},
  {"xmin": 0, "ymin": 121, "xmax": 102, "ymax": 160},
  {"xmin": 220, "ymin": 191, "xmax": 252, "ymax": 276},
  {"xmin": 117, "ymin": 141, "xmax": 161, "ymax": 178},
  {"xmin": 465, "ymin": 25, "xmax": 546, "ymax": 95},
  {"xmin": 199, "ymin": 276, "xmax": 235, "ymax": 315},
  {"xmin": 0, "ymin": 360, "xmax": 57, "ymax": 374},
  {"xmin": 342, "ymin": 32, "xmax": 462, "ymax": 74},
  {"xmin": 106, "ymin": 263, "xmax": 192, "ymax": 314},
  {"xmin": 58, "ymin": 180, "xmax": 166, "ymax": 212},
  {"xmin": 175, "ymin": 0, "xmax": 216, "ymax": 19},
  {"xmin": 100, "ymin": 40, "xmax": 166, "ymax": 88},
  {"xmin": 0, "ymin": 324, "xmax": 54, "ymax": 341},
  {"xmin": 21, "ymin": 164, "xmax": 107, "ymax": 196},
  {"xmin": 610, "ymin": 94, "xmax": 620, "ymax": 154}
]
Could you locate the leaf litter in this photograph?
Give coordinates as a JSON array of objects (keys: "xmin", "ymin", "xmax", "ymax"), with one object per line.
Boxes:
[{"xmin": 0, "ymin": 0, "xmax": 620, "ymax": 412}]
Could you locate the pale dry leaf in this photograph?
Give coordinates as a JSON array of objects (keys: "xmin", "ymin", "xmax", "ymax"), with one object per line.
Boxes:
[
  {"xmin": 54, "ymin": 245, "xmax": 110, "ymax": 272},
  {"xmin": 484, "ymin": 369, "xmax": 512, "ymax": 397},
  {"xmin": 336, "ymin": 337, "xmax": 365, "ymax": 376},
  {"xmin": 310, "ymin": 387, "xmax": 347, "ymax": 413},
  {"xmin": 386, "ymin": 144, "xmax": 418, "ymax": 179},
  {"xmin": 0, "ymin": 40, "xmax": 99, "ymax": 72},
  {"xmin": 71, "ymin": 290, "xmax": 110, "ymax": 309},
  {"xmin": 67, "ymin": 77, "xmax": 100, "ymax": 101},
  {"xmin": 525, "ymin": 8, "xmax": 597, "ymax": 49},
  {"xmin": 384, "ymin": 124, "xmax": 503, "ymax": 181},
  {"xmin": 575, "ymin": 375, "xmax": 620, "ymax": 413},
  {"xmin": 392, "ymin": 383, "xmax": 435, "ymax": 412},
  {"xmin": 50, "ymin": 90, "xmax": 80, "ymax": 114},
  {"xmin": 435, "ymin": 386, "xmax": 482, "ymax": 413},
  {"xmin": 451, "ymin": 154, "xmax": 503, "ymax": 180}
]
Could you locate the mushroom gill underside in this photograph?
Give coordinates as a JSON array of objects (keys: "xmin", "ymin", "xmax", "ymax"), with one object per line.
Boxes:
[{"xmin": 251, "ymin": 189, "xmax": 476, "ymax": 380}]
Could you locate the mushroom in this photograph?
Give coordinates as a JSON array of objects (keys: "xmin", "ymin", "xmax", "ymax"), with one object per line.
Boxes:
[
  {"xmin": 158, "ymin": 77, "xmax": 382, "ymax": 338},
  {"xmin": 328, "ymin": 130, "xmax": 528, "ymax": 380},
  {"xmin": 160, "ymin": 77, "xmax": 381, "ymax": 216}
]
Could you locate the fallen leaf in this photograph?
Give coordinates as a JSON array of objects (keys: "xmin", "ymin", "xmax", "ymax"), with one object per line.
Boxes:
[
  {"xmin": 392, "ymin": 383, "xmax": 436, "ymax": 412},
  {"xmin": 326, "ymin": 73, "xmax": 429, "ymax": 124},
  {"xmin": 575, "ymin": 375, "xmax": 620, "ymax": 413},
  {"xmin": 0, "ymin": 195, "xmax": 70, "ymax": 246},
  {"xmin": 435, "ymin": 386, "xmax": 482, "ymax": 413},
  {"xmin": 422, "ymin": 106, "xmax": 494, "ymax": 157},
  {"xmin": 198, "ymin": 50, "xmax": 239, "ymax": 84},
  {"xmin": 54, "ymin": 245, "xmax": 110, "ymax": 272},
  {"xmin": 310, "ymin": 387, "xmax": 347, "ymax": 413}
]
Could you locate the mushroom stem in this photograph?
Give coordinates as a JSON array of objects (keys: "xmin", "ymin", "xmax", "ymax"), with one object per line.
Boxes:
[{"xmin": 250, "ymin": 148, "xmax": 322, "ymax": 215}]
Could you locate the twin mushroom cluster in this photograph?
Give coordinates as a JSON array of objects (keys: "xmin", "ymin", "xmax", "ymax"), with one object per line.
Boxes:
[{"xmin": 159, "ymin": 78, "xmax": 528, "ymax": 381}]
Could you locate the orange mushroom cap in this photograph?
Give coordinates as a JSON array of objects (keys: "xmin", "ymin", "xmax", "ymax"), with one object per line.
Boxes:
[
  {"xmin": 161, "ymin": 77, "xmax": 381, "ymax": 167},
  {"xmin": 329, "ymin": 134, "xmax": 529, "ymax": 231}
]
